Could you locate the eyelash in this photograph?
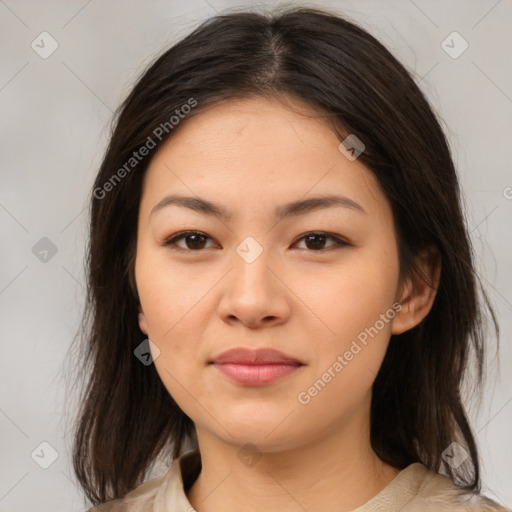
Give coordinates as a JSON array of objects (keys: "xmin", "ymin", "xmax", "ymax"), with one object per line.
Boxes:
[{"xmin": 162, "ymin": 230, "xmax": 349, "ymax": 252}]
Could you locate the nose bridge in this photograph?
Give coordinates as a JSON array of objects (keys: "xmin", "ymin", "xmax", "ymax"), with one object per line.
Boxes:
[
  {"xmin": 218, "ymin": 236, "xmax": 288, "ymax": 326},
  {"xmin": 231, "ymin": 235, "xmax": 275, "ymax": 301}
]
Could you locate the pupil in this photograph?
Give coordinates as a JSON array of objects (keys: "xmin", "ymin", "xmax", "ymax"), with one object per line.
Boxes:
[
  {"xmin": 307, "ymin": 234, "xmax": 325, "ymax": 250},
  {"xmin": 188, "ymin": 234, "xmax": 206, "ymax": 249}
]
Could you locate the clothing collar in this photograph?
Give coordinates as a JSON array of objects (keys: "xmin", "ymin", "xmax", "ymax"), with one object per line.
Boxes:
[
  {"xmin": 151, "ymin": 450, "xmax": 429, "ymax": 512},
  {"xmin": 147, "ymin": 450, "xmax": 503, "ymax": 511},
  {"xmin": 154, "ymin": 450, "xmax": 201, "ymax": 511}
]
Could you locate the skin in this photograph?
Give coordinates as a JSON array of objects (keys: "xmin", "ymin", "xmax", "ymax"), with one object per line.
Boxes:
[{"xmin": 135, "ymin": 95, "xmax": 440, "ymax": 512}]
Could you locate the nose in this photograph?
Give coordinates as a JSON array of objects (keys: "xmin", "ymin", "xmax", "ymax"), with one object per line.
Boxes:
[{"xmin": 216, "ymin": 249, "xmax": 291, "ymax": 329}]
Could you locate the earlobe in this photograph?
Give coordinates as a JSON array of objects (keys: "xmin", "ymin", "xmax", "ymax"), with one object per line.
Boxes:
[
  {"xmin": 392, "ymin": 246, "xmax": 441, "ymax": 335},
  {"xmin": 138, "ymin": 305, "xmax": 148, "ymax": 335}
]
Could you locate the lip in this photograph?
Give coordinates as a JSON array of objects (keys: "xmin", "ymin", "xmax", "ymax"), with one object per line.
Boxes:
[
  {"xmin": 211, "ymin": 347, "xmax": 303, "ymax": 365},
  {"xmin": 210, "ymin": 347, "xmax": 304, "ymax": 386}
]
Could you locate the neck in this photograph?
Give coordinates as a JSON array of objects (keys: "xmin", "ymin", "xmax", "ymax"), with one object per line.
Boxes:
[{"xmin": 186, "ymin": 400, "xmax": 400, "ymax": 512}]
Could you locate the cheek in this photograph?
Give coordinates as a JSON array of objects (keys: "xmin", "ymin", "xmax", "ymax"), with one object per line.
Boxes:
[
  {"xmin": 295, "ymin": 302, "xmax": 395, "ymax": 425},
  {"xmin": 136, "ymin": 249, "xmax": 212, "ymax": 338},
  {"xmin": 295, "ymin": 244, "xmax": 399, "ymax": 404},
  {"xmin": 297, "ymin": 245, "xmax": 400, "ymax": 345},
  {"xmin": 135, "ymin": 250, "xmax": 216, "ymax": 408}
]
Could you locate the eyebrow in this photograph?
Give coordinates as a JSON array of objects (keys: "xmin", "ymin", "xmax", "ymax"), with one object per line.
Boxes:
[{"xmin": 150, "ymin": 193, "xmax": 366, "ymax": 221}]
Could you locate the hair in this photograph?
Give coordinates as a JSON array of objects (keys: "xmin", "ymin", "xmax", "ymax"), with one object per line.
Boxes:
[{"xmin": 66, "ymin": 5, "xmax": 499, "ymax": 506}]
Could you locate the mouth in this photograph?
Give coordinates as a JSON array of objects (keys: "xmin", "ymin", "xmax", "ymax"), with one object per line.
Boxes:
[{"xmin": 209, "ymin": 347, "xmax": 304, "ymax": 386}]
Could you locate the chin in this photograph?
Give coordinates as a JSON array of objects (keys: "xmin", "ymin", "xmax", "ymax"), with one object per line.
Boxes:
[{"xmin": 209, "ymin": 409, "xmax": 302, "ymax": 450}]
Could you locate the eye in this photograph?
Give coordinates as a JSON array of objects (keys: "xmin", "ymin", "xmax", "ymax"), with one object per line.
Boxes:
[
  {"xmin": 292, "ymin": 231, "xmax": 349, "ymax": 251},
  {"xmin": 162, "ymin": 231, "xmax": 217, "ymax": 251},
  {"xmin": 162, "ymin": 230, "xmax": 348, "ymax": 252}
]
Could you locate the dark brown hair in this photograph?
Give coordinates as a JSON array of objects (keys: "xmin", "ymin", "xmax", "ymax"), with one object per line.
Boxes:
[{"xmin": 66, "ymin": 5, "xmax": 499, "ymax": 506}]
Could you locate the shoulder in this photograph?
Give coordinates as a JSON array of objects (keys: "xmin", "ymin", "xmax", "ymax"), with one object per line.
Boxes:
[
  {"xmin": 406, "ymin": 465, "xmax": 509, "ymax": 511},
  {"xmin": 84, "ymin": 469, "xmax": 170, "ymax": 512},
  {"xmin": 83, "ymin": 450, "xmax": 201, "ymax": 512}
]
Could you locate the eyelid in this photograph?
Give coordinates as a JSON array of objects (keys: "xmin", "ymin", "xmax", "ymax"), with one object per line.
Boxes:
[{"xmin": 162, "ymin": 230, "xmax": 350, "ymax": 251}]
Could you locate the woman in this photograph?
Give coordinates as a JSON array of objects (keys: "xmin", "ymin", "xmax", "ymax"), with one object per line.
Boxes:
[{"xmin": 70, "ymin": 6, "xmax": 508, "ymax": 511}]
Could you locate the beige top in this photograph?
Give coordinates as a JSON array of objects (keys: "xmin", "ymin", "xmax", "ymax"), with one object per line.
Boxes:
[{"xmin": 87, "ymin": 450, "xmax": 509, "ymax": 512}]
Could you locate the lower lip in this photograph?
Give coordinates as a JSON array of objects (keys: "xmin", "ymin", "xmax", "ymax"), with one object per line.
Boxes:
[{"xmin": 212, "ymin": 363, "xmax": 301, "ymax": 386}]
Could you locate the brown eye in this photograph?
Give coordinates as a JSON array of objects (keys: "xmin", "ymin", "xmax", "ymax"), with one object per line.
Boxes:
[
  {"xmin": 294, "ymin": 232, "xmax": 348, "ymax": 251},
  {"xmin": 163, "ymin": 230, "xmax": 348, "ymax": 252},
  {"xmin": 163, "ymin": 231, "xmax": 215, "ymax": 251}
]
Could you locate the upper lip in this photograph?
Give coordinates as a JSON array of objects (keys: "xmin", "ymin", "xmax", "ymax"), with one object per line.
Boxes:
[{"xmin": 210, "ymin": 347, "xmax": 303, "ymax": 366}]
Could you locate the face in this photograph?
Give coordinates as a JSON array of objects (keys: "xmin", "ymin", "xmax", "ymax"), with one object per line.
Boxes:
[{"xmin": 135, "ymin": 95, "xmax": 406, "ymax": 452}]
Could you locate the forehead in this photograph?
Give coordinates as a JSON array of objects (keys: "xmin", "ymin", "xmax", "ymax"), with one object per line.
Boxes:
[{"xmin": 139, "ymin": 96, "xmax": 389, "ymax": 222}]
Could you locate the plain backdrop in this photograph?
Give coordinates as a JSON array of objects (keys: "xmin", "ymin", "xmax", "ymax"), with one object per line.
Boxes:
[{"xmin": 0, "ymin": 0, "xmax": 511, "ymax": 510}]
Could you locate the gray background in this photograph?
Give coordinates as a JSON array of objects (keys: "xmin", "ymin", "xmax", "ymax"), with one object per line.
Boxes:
[{"xmin": 0, "ymin": 0, "xmax": 510, "ymax": 510}]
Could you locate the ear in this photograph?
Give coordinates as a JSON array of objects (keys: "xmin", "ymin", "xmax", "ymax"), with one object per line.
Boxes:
[
  {"xmin": 392, "ymin": 245, "xmax": 441, "ymax": 335},
  {"xmin": 138, "ymin": 304, "xmax": 148, "ymax": 335}
]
